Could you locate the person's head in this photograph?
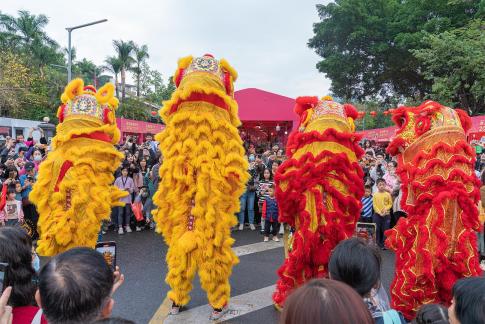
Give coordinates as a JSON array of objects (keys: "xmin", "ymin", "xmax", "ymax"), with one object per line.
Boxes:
[
  {"xmin": 142, "ymin": 148, "xmax": 150, "ymax": 157},
  {"xmin": 412, "ymin": 304, "xmax": 449, "ymax": 324},
  {"xmin": 388, "ymin": 161, "xmax": 397, "ymax": 173},
  {"xmin": 376, "ymin": 153, "xmax": 384, "ymax": 164},
  {"xmin": 272, "ymin": 145, "xmax": 279, "ymax": 153},
  {"xmin": 0, "ymin": 226, "xmax": 36, "ymax": 307},
  {"xmin": 32, "ymin": 149, "xmax": 43, "ymax": 162},
  {"xmin": 139, "ymin": 158, "xmax": 147, "ymax": 169},
  {"xmin": 121, "ymin": 167, "xmax": 128, "ymax": 177},
  {"xmin": 328, "ymin": 238, "xmax": 381, "ymax": 297},
  {"xmin": 364, "ymin": 185, "xmax": 372, "ymax": 198},
  {"xmin": 145, "ymin": 134, "xmax": 153, "ymax": 142},
  {"xmin": 5, "ymin": 157, "xmax": 14, "ymax": 167},
  {"xmin": 126, "ymin": 153, "xmax": 133, "ymax": 163},
  {"xmin": 376, "ymin": 178, "xmax": 386, "ymax": 192},
  {"xmin": 272, "ymin": 161, "xmax": 279, "ymax": 174},
  {"xmin": 364, "ymin": 140, "xmax": 371, "ymax": 148},
  {"xmin": 277, "ymin": 149, "xmax": 284, "ymax": 157},
  {"xmin": 7, "ymin": 186, "xmax": 16, "ymax": 200},
  {"xmin": 36, "ymin": 247, "xmax": 115, "ymax": 324},
  {"xmin": 7, "ymin": 167, "xmax": 17, "ymax": 180},
  {"xmin": 16, "ymin": 134, "xmax": 24, "ymax": 142},
  {"xmin": 248, "ymin": 154, "xmax": 255, "ymax": 163},
  {"xmin": 448, "ymin": 277, "xmax": 485, "ymax": 324},
  {"xmin": 18, "ymin": 147, "xmax": 26, "ymax": 157},
  {"xmin": 268, "ymin": 186, "xmax": 275, "ymax": 198},
  {"xmin": 280, "ymin": 279, "xmax": 373, "ymax": 324},
  {"xmin": 15, "ymin": 181, "xmax": 22, "ymax": 193},
  {"xmin": 24, "ymin": 162, "xmax": 35, "ymax": 176},
  {"xmin": 263, "ymin": 168, "xmax": 272, "ymax": 181}
]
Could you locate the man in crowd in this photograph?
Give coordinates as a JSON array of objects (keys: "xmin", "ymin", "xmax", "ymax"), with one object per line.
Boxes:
[
  {"xmin": 36, "ymin": 247, "xmax": 124, "ymax": 324},
  {"xmin": 19, "ymin": 162, "xmax": 38, "ymax": 237}
]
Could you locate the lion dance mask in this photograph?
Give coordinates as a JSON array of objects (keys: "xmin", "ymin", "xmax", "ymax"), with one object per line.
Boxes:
[
  {"xmin": 386, "ymin": 100, "xmax": 482, "ymax": 319},
  {"xmin": 152, "ymin": 54, "xmax": 249, "ymax": 309},
  {"xmin": 273, "ymin": 96, "xmax": 364, "ymax": 308},
  {"xmin": 30, "ymin": 79, "xmax": 126, "ymax": 256}
]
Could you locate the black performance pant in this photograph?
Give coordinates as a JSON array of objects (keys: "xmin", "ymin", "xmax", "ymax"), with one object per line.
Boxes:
[{"xmin": 264, "ymin": 220, "xmax": 280, "ymax": 236}]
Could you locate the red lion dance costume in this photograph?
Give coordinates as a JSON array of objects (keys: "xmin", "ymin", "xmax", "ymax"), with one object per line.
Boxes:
[
  {"xmin": 386, "ymin": 100, "xmax": 482, "ymax": 319},
  {"xmin": 273, "ymin": 96, "xmax": 364, "ymax": 308}
]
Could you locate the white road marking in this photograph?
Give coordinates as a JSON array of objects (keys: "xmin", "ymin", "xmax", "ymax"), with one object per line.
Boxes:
[
  {"xmin": 233, "ymin": 240, "xmax": 283, "ymax": 257},
  {"xmin": 162, "ymin": 285, "xmax": 277, "ymax": 324}
]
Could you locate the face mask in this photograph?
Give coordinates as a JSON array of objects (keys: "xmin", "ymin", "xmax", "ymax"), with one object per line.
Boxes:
[
  {"xmin": 34, "ymin": 155, "xmax": 42, "ymax": 162},
  {"xmin": 249, "ymin": 155, "xmax": 255, "ymax": 162},
  {"xmin": 32, "ymin": 253, "xmax": 40, "ymax": 272}
]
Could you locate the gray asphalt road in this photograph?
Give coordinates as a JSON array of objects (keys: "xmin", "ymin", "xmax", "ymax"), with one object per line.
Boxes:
[{"xmin": 103, "ymin": 228, "xmax": 396, "ymax": 323}]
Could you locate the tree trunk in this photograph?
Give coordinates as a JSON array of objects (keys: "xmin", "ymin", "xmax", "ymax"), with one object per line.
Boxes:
[
  {"xmin": 137, "ymin": 73, "xmax": 140, "ymax": 97},
  {"xmin": 121, "ymin": 68, "xmax": 126, "ymax": 101},
  {"xmin": 115, "ymin": 74, "xmax": 119, "ymax": 98}
]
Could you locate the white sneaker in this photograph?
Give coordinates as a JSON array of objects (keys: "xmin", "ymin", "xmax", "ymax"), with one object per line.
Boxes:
[
  {"xmin": 125, "ymin": 226, "xmax": 132, "ymax": 233},
  {"xmin": 239, "ymin": 224, "xmax": 244, "ymax": 231},
  {"xmin": 264, "ymin": 237, "xmax": 269, "ymax": 242},
  {"xmin": 136, "ymin": 226, "xmax": 141, "ymax": 232},
  {"xmin": 209, "ymin": 304, "xmax": 229, "ymax": 321},
  {"xmin": 249, "ymin": 224, "xmax": 256, "ymax": 231},
  {"xmin": 480, "ymin": 260, "xmax": 485, "ymax": 271},
  {"xmin": 272, "ymin": 236, "xmax": 280, "ymax": 242},
  {"xmin": 118, "ymin": 227, "xmax": 124, "ymax": 235}
]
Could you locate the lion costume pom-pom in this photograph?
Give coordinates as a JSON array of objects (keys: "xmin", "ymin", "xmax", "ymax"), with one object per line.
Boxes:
[
  {"xmin": 273, "ymin": 96, "xmax": 364, "ymax": 308},
  {"xmin": 30, "ymin": 79, "xmax": 127, "ymax": 256}
]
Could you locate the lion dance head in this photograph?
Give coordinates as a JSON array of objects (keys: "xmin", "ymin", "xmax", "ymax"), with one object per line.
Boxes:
[{"xmin": 55, "ymin": 78, "xmax": 120, "ymax": 147}]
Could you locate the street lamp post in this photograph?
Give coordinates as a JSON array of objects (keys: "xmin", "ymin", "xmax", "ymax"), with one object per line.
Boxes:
[{"xmin": 66, "ymin": 19, "xmax": 107, "ymax": 82}]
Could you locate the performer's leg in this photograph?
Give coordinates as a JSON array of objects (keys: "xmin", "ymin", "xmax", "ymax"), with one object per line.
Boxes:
[
  {"xmin": 198, "ymin": 240, "xmax": 236, "ymax": 309},
  {"xmin": 166, "ymin": 246, "xmax": 197, "ymax": 306}
]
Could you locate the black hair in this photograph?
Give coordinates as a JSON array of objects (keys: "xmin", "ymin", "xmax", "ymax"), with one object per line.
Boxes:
[
  {"xmin": 261, "ymin": 168, "xmax": 273, "ymax": 181},
  {"xmin": 376, "ymin": 178, "xmax": 386, "ymax": 186},
  {"xmin": 364, "ymin": 185, "xmax": 372, "ymax": 190},
  {"xmin": 411, "ymin": 304, "xmax": 448, "ymax": 324},
  {"xmin": 328, "ymin": 238, "xmax": 381, "ymax": 296},
  {"xmin": 39, "ymin": 247, "xmax": 114, "ymax": 324},
  {"xmin": 0, "ymin": 227, "xmax": 37, "ymax": 307},
  {"xmin": 92, "ymin": 318, "xmax": 135, "ymax": 324},
  {"xmin": 7, "ymin": 185, "xmax": 16, "ymax": 195},
  {"xmin": 388, "ymin": 161, "xmax": 398, "ymax": 168},
  {"xmin": 452, "ymin": 277, "xmax": 485, "ymax": 324}
]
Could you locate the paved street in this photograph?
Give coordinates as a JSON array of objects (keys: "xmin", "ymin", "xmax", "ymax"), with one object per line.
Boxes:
[{"xmin": 100, "ymin": 227, "xmax": 396, "ymax": 323}]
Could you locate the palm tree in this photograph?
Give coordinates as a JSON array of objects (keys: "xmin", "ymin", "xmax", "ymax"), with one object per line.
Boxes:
[
  {"xmin": 131, "ymin": 43, "xmax": 149, "ymax": 97},
  {"xmin": 104, "ymin": 56, "xmax": 122, "ymax": 98},
  {"xmin": 112, "ymin": 40, "xmax": 135, "ymax": 101}
]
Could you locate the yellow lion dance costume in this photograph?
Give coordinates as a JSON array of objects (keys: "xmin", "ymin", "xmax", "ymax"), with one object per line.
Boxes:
[
  {"xmin": 386, "ymin": 100, "xmax": 482, "ymax": 319},
  {"xmin": 152, "ymin": 54, "xmax": 249, "ymax": 313},
  {"xmin": 30, "ymin": 79, "xmax": 126, "ymax": 256},
  {"xmin": 273, "ymin": 96, "xmax": 364, "ymax": 308}
]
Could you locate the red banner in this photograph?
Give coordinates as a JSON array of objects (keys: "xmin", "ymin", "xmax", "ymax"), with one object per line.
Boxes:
[{"xmin": 116, "ymin": 118, "xmax": 165, "ymax": 135}]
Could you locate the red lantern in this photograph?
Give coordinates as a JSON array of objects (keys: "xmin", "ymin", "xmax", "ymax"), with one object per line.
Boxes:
[
  {"xmin": 357, "ymin": 111, "xmax": 366, "ymax": 119},
  {"xmin": 370, "ymin": 111, "xmax": 377, "ymax": 117},
  {"xmin": 389, "ymin": 108, "xmax": 395, "ymax": 113},
  {"xmin": 383, "ymin": 111, "xmax": 389, "ymax": 115},
  {"xmin": 150, "ymin": 111, "xmax": 158, "ymax": 117}
]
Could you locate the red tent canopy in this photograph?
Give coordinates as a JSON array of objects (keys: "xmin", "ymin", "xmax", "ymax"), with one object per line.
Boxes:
[{"xmin": 235, "ymin": 88, "xmax": 298, "ymax": 131}]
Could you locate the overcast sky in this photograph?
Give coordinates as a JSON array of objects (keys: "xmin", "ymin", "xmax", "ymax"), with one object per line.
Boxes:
[{"xmin": 3, "ymin": 0, "xmax": 332, "ymax": 98}]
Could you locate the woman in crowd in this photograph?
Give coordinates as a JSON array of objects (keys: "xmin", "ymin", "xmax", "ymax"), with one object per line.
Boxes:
[
  {"xmin": 364, "ymin": 140, "xmax": 376, "ymax": 158},
  {"xmin": 280, "ymin": 279, "xmax": 373, "ymax": 324},
  {"xmin": 328, "ymin": 238, "xmax": 406, "ymax": 323},
  {"xmin": 448, "ymin": 277, "xmax": 485, "ymax": 324},
  {"xmin": 113, "ymin": 167, "xmax": 135, "ymax": 235},
  {"xmin": 0, "ymin": 226, "xmax": 47, "ymax": 323}
]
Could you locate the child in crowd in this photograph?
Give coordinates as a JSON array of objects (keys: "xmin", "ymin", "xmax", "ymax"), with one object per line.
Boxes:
[
  {"xmin": 372, "ymin": 178, "xmax": 392, "ymax": 249},
  {"xmin": 360, "ymin": 185, "xmax": 373, "ymax": 223},
  {"xmin": 262, "ymin": 186, "xmax": 280, "ymax": 242},
  {"xmin": 0, "ymin": 184, "xmax": 24, "ymax": 226},
  {"xmin": 258, "ymin": 168, "xmax": 274, "ymax": 233},
  {"xmin": 113, "ymin": 167, "xmax": 135, "ymax": 235}
]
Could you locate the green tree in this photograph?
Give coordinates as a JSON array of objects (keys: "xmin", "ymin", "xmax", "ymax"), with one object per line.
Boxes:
[
  {"xmin": 131, "ymin": 43, "xmax": 149, "ymax": 98},
  {"xmin": 112, "ymin": 40, "xmax": 135, "ymax": 101},
  {"xmin": 413, "ymin": 20, "xmax": 485, "ymax": 115},
  {"xmin": 308, "ymin": 0, "xmax": 481, "ymax": 103},
  {"xmin": 103, "ymin": 56, "xmax": 122, "ymax": 98}
]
